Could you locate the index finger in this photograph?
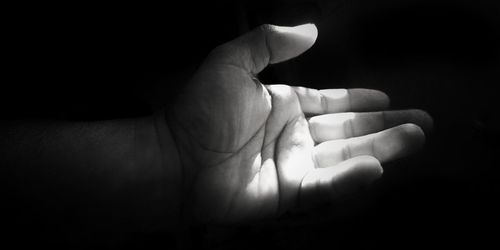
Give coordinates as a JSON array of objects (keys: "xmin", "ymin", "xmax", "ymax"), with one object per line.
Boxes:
[{"xmin": 292, "ymin": 87, "xmax": 390, "ymax": 115}]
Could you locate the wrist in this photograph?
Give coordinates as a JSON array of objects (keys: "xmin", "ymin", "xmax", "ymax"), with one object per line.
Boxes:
[{"xmin": 133, "ymin": 113, "xmax": 182, "ymax": 230}]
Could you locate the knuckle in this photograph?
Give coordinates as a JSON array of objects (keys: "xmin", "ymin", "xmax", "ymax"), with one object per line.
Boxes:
[{"xmin": 258, "ymin": 24, "xmax": 276, "ymax": 34}]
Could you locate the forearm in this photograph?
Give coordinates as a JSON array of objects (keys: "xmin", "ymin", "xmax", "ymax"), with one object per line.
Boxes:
[{"xmin": 0, "ymin": 114, "xmax": 182, "ymax": 231}]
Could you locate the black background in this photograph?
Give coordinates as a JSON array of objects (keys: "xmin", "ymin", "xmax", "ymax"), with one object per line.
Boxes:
[{"xmin": 2, "ymin": 0, "xmax": 500, "ymax": 248}]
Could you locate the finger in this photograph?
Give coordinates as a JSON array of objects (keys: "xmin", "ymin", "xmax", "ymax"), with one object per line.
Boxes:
[
  {"xmin": 299, "ymin": 155, "xmax": 382, "ymax": 206},
  {"xmin": 204, "ymin": 24, "xmax": 317, "ymax": 74},
  {"xmin": 309, "ymin": 109, "xmax": 433, "ymax": 142},
  {"xmin": 313, "ymin": 123, "xmax": 425, "ymax": 168},
  {"xmin": 292, "ymin": 87, "xmax": 390, "ymax": 115}
]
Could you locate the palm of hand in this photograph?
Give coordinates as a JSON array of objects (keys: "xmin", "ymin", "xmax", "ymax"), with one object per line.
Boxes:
[{"xmin": 172, "ymin": 63, "xmax": 315, "ymax": 223}]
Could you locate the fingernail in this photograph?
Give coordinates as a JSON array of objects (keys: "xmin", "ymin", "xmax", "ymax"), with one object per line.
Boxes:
[
  {"xmin": 292, "ymin": 23, "xmax": 318, "ymax": 40},
  {"xmin": 275, "ymin": 23, "xmax": 318, "ymax": 42}
]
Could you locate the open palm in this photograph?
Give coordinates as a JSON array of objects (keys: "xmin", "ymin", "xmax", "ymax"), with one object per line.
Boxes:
[{"xmin": 168, "ymin": 24, "xmax": 432, "ymax": 224}]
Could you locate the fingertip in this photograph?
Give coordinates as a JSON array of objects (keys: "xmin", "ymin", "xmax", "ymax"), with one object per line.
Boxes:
[
  {"xmin": 293, "ymin": 23, "xmax": 318, "ymax": 43},
  {"xmin": 275, "ymin": 23, "xmax": 318, "ymax": 43},
  {"xmin": 411, "ymin": 109, "xmax": 434, "ymax": 134},
  {"xmin": 400, "ymin": 122, "xmax": 425, "ymax": 135},
  {"xmin": 352, "ymin": 155, "xmax": 384, "ymax": 183},
  {"xmin": 376, "ymin": 90, "xmax": 391, "ymax": 109},
  {"xmin": 399, "ymin": 123, "xmax": 426, "ymax": 149},
  {"xmin": 270, "ymin": 23, "xmax": 318, "ymax": 64}
]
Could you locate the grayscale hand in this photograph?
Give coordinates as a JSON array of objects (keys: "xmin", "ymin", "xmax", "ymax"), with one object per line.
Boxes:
[{"xmin": 167, "ymin": 24, "xmax": 433, "ymax": 224}]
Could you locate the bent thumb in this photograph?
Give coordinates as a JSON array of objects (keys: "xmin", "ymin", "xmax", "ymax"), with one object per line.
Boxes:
[{"xmin": 206, "ymin": 23, "xmax": 318, "ymax": 74}]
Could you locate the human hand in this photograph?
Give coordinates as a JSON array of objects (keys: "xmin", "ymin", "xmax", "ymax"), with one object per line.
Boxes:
[{"xmin": 167, "ymin": 24, "xmax": 432, "ymax": 224}]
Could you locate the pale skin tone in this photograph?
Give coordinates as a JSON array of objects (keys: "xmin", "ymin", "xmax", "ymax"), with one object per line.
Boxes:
[
  {"xmin": 168, "ymin": 24, "xmax": 432, "ymax": 224},
  {"xmin": 1, "ymin": 24, "xmax": 432, "ymax": 230}
]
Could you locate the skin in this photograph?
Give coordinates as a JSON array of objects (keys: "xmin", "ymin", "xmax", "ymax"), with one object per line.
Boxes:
[
  {"xmin": 167, "ymin": 24, "xmax": 433, "ymax": 224},
  {"xmin": 1, "ymin": 24, "xmax": 432, "ymax": 231}
]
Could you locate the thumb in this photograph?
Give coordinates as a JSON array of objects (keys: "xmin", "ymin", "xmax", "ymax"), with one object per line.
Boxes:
[{"xmin": 205, "ymin": 23, "xmax": 318, "ymax": 74}]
